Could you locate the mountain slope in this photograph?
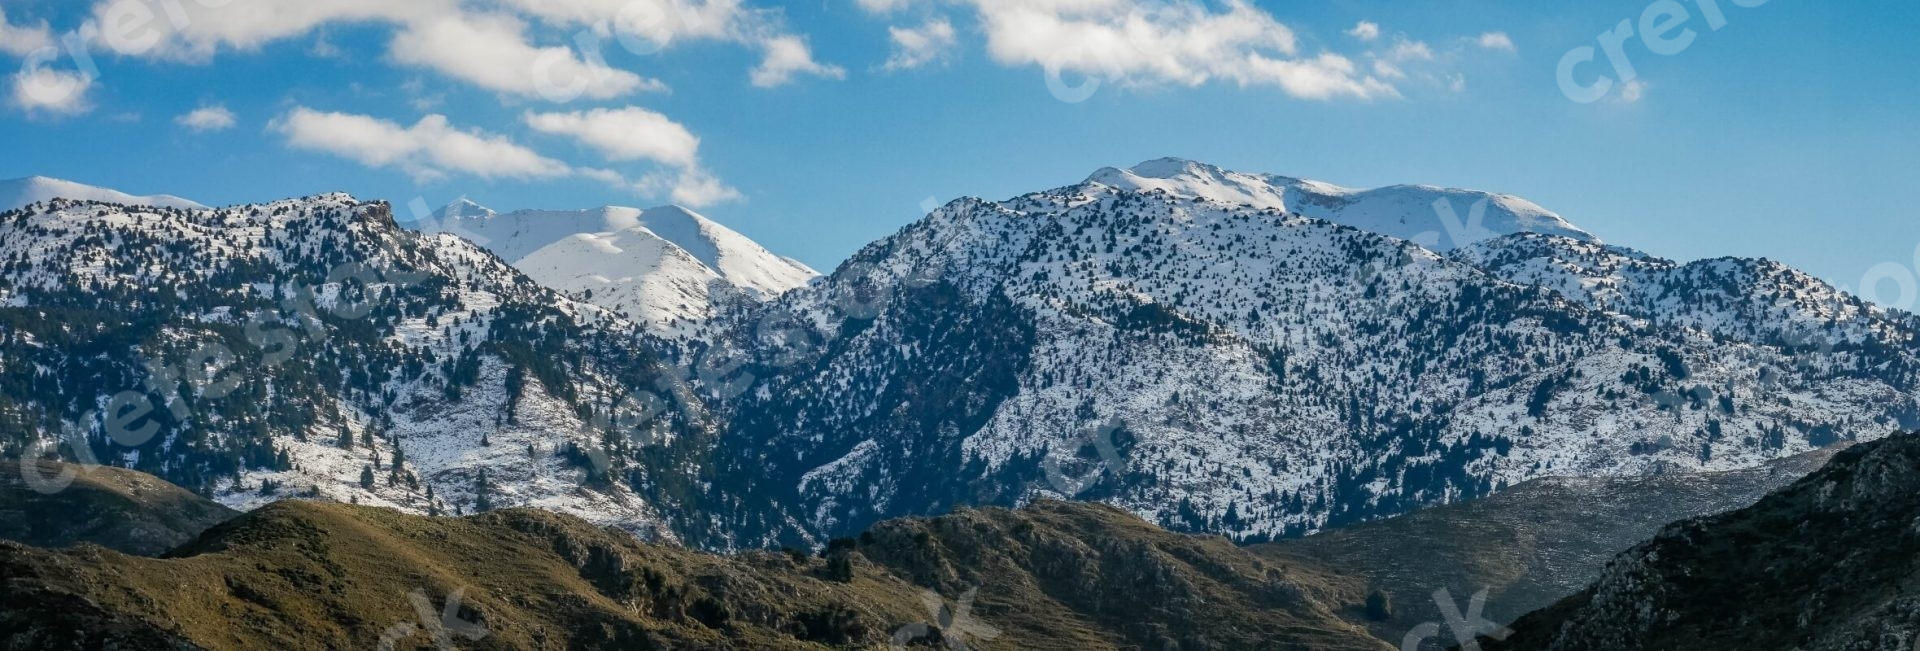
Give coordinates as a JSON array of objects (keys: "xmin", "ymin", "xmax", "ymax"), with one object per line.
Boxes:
[
  {"xmin": 0, "ymin": 458, "xmax": 237, "ymax": 555},
  {"xmin": 0, "ymin": 498, "xmax": 1389, "ymax": 650},
  {"xmin": 1259, "ymin": 444, "xmax": 1845, "ymax": 644},
  {"xmin": 698, "ymin": 159, "xmax": 1920, "ymax": 546},
  {"xmin": 0, "ymin": 176, "xmax": 206, "ymax": 212},
  {"xmin": 1488, "ymin": 433, "xmax": 1920, "ymax": 651},
  {"xmin": 0, "ymin": 194, "xmax": 721, "ymax": 542}
]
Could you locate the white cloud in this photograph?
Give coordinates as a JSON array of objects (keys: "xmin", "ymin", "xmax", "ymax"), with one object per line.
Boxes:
[
  {"xmin": 390, "ymin": 13, "xmax": 658, "ymax": 101},
  {"xmin": 0, "ymin": 7, "xmax": 55, "ymax": 56},
  {"xmin": 498, "ymin": 0, "xmax": 843, "ymax": 88},
  {"xmin": 1613, "ymin": 79, "xmax": 1648, "ymax": 104},
  {"xmin": 523, "ymin": 107, "xmax": 700, "ymax": 166},
  {"xmin": 501, "ymin": 0, "xmax": 746, "ymax": 42},
  {"xmin": 78, "ymin": 0, "xmax": 837, "ymax": 97},
  {"xmin": 638, "ymin": 167, "xmax": 742, "ymax": 207},
  {"xmin": 1387, "ymin": 38, "xmax": 1434, "ymax": 62},
  {"xmin": 175, "ymin": 105, "xmax": 237, "ymax": 132},
  {"xmin": 857, "ymin": 0, "xmax": 915, "ymax": 14},
  {"xmin": 11, "ymin": 68, "xmax": 93, "ymax": 116},
  {"xmin": 523, "ymin": 106, "xmax": 740, "ymax": 207},
  {"xmin": 1476, "ymin": 32, "xmax": 1515, "ymax": 52},
  {"xmin": 1346, "ymin": 21, "xmax": 1380, "ymax": 42},
  {"xmin": 751, "ymin": 35, "xmax": 845, "ymax": 87},
  {"xmin": 1243, "ymin": 52, "xmax": 1397, "ymax": 101},
  {"xmin": 965, "ymin": 0, "xmax": 1393, "ymax": 100},
  {"xmin": 87, "ymin": 0, "xmax": 444, "ymax": 59},
  {"xmin": 273, "ymin": 108, "xmax": 572, "ymax": 182},
  {"xmin": 884, "ymin": 19, "xmax": 957, "ymax": 71}
]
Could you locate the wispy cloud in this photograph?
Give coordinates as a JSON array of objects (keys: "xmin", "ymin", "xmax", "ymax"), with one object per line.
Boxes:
[{"xmin": 884, "ymin": 19, "xmax": 958, "ymax": 71}]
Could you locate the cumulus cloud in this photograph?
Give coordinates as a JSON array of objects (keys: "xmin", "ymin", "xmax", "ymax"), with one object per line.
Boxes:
[
  {"xmin": 501, "ymin": 0, "xmax": 743, "ymax": 40},
  {"xmin": 0, "ymin": 7, "xmax": 55, "ymax": 56},
  {"xmin": 86, "ymin": 0, "xmax": 443, "ymax": 59},
  {"xmin": 1347, "ymin": 21, "xmax": 1380, "ymax": 42},
  {"xmin": 389, "ymin": 12, "xmax": 658, "ymax": 100},
  {"xmin": 751, "ymin": 35, "xmax": 845, "ymax": 87},
  {"xmin": 175, "ymin": 105, "xmax": 237, "ymax": 132},
  {"xmin": 884, "ymin": 19, "xmax": 957, "ymax": 71},
  {"xmin": 966, "ymin": 0, "xmax": 1393, "ymax": 100},
  {"xmin": 11, "ymin": 68, "xmax": 93, "ymax": 116},
  {"xmin": 498, "ymin": 0, "xmax": 842, "ymax": 88},
  {"xmin": 81, "ymin": 0, "xmax": 828, "ymax": 99},
  {"xmin": 273, "ymin": 108, "xmax": 572, "ymax": 182},
  {"xmin": 523, "ymin": 107, "xmax": 700, "ymax": 166},
  {"xmin": 525, "ymin": 106, "xmax": 740, "ymax": 207},
  {"xmin": 1476, "ymin": 32, "xmax": 1515, "ymax": 52}
]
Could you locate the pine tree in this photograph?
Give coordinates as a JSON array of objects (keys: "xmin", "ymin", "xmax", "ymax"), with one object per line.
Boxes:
[
  {"xmin": 359, "ymin": 465, "xmax": 375, "ymax": 490},
  {"xmin": 473, "ymin": 470, "xmax": 494, "ymax": 512}
]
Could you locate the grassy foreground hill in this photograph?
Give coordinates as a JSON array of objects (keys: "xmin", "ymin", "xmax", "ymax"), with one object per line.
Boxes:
[
  {"xmin": 0, "ymin": 497, "xmax": 1389, "ymax": 650},
  {"xmin": 0, "ymin": 458, "xmax": 237, "ymax": 556}
]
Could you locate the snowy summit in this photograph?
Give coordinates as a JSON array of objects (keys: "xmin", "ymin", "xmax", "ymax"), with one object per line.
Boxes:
[{"xmin": 1085, "ymin": 158, "xmax": 1596, "ymax": 251}]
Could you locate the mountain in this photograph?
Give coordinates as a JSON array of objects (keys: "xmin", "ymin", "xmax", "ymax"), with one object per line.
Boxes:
[
  {"xmin": 0, "ymin": 176, "xmax": 206, "ymax": 212},
  {"xmin": 419, "ymin": 202, "xmax": 817, "ymax": 337},
  {"xmin": 696, "ymin": 158, "xmax": 1920, "ymax": 546},
  {"xmin": 0, "ymin": 193, "xmax": 722, "ymax": 543},
  {"xmin": 1086, "ymin": 159, "xmax": 1595, "ymax": 250},
  {"xmin": 2, "ymin": 159, "xmax": 1915, "ymax": 554},
  {"xmin": 0, "ymin": 458, "xmax": 237, "ymax": 555},
  {"xmin": 1258, "ymin": 444, "xmax": 1846, "ymax": 644},
  {"xmin": 1488, "ymin": 433, "xmax": 1920, "ymax": 650},
  {"xmin": 0, "ymin": 497, "xmax": 1389, "ymax": 650}
]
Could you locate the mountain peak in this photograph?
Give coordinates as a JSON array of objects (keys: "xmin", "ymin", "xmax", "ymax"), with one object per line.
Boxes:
[
  {"xmin": 1082, "ymin": 158, "xmax": 1595, "ymax": 251},
  {"xmin": 432, "ymin": 197, "xmax": 496, "ymax": 220},
  {"xmin": 0, "ymin": 175, "xmax": 208, "ymax": 212}
]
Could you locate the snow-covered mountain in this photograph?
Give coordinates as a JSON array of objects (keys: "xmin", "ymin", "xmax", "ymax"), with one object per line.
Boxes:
[
  {"xmin": 419, "ymin": 202, "xmax": 817, "ymax": 337},
  {"xmin": 0, "ymin": 176, "xmax": 206, "ymax": 212},
  {"xmin": 693, "ymin": 159, "xmax": 1920, "ymax": 543},
  {"xmin": 0, "ymin": 194, "xmax": 719, "ymax": 542},
  {"xmin": 1088, "ymin": 158, "xmax": 1594, "ymax": 250},
  {"xmin": 3, "ymin": 160, "xmax": 1914, "ymax": 552}
]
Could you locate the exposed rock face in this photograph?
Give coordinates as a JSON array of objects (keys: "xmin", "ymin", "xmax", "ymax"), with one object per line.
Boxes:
[
  {"xmin": 1490, "ymin": 433, "xmax": 1920, "ymax": 651},
  {"xmin": 1259, "ymin": 445, "xmax": 1847, "ymax": 644}
]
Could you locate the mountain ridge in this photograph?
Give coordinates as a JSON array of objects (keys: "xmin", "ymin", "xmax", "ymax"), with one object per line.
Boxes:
[{"xmin": 0, "ymin": 176, "xmax": 206, "ymax": 212}]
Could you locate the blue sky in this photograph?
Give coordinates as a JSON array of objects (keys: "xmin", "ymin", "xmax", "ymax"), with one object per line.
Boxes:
[{"xmin": 2, "ymin": 0, "xmax": 1916, "ymax": 302}]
